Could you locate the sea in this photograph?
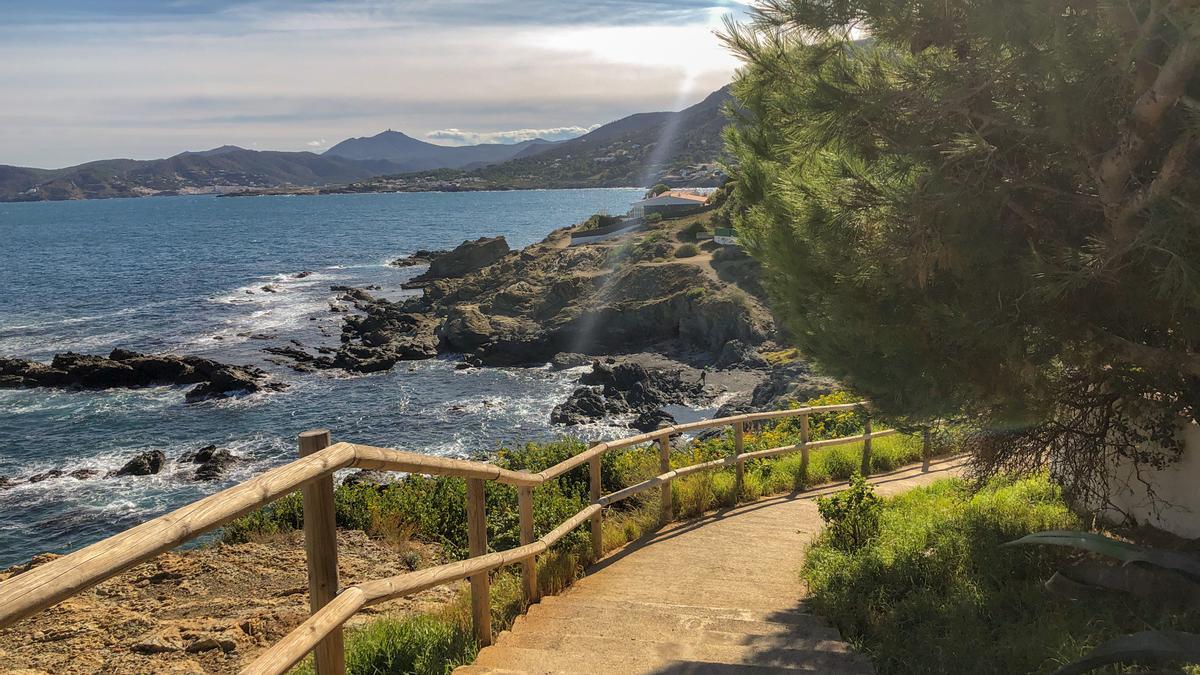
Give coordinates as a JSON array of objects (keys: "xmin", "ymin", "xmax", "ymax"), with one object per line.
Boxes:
[{"xmin": 0, "ymin": 188, "xmax": 646, "ymax": 568}]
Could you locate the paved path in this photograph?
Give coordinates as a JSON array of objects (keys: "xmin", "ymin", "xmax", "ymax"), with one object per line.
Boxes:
[{"xmin": 457, "ymin": 456, "xmax": 967, "ymax": 674}]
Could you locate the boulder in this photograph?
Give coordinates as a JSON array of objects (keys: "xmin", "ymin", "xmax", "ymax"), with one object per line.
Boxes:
[
  {"xmin": 193, "ymin": 448, "xmax": 238, "ymax": 481},
  {"xmin": 632, "ymin": 408, "xmax": 676, "ymax": 432},
  {"xmin": 115, "ymin": 450, "xmax": 166, "ymax": 477},
  {"xmin": 27, "ymin": 470, "xmax": 64, "ymax": 483},
  {"xmin": 69, "ymin": 468, "xmax": 100, "ymax": 480},
  {"xmin": 550, "ymin": 386, "xmax": 619, "ymax": 425},
  {"xmin": 405, "ymin": 236, "xmax": 509, "ymax": 285},
  {"xmin": 390, "ymin": 249, "xmax": 446, "ymax": 267},
  {"xmin": 131, "ymin": 627, "xmax": 186, "ymax": 654},
  {"xmin": 549, "ymin": 352, "xmax": 591, "ymax": 370},
  {"xmin": 713, "ymin": 339, "xmax": 770, "ymax": 370},
  {"xmin": 438, "ymin": 305, "xmax": 494, "ymax": 352}
]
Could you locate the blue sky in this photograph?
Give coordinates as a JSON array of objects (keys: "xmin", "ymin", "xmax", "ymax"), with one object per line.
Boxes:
[{"xmin": 0, "ymin": 0, "xmax": 748, "ymax": 168}]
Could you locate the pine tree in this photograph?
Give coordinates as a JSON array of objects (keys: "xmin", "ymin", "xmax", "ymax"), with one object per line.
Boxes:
[{"xmin": 723, "ymin": 1, "xmax": 1200, "ymax": 502}]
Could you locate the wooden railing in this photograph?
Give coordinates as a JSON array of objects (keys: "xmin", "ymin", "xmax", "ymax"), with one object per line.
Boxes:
[{"xmin": 0, "ymin": 403, "xmax": 928, "ymax": 674}]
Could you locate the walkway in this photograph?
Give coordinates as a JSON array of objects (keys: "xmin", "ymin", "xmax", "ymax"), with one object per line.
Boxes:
[{"xmin": 457, "ymin": 456, "xmax": 967, "ymax": 674}]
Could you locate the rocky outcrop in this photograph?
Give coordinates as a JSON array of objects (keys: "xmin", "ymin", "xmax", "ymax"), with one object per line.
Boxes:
[
  {"xmin": 551, "ymin": 360, "xmax": 710, "ymax": 426},
  {"xmin": 181, "ymin": 445, "xmax": 239, "ymax": 481},
  {"xmin": 404, "ymin": 236, "xmax": 510, "ymax": 286},
  {"xmin": 390, "ymin": 249, "xmax": 446, "ymax": 268},
  {"xmin": 115, "ymin": 450, "xmax": 166, "ymax": 477},
  {"xmin": 0, "ymin": 349, "xmax": 283, "ymax": 402}
]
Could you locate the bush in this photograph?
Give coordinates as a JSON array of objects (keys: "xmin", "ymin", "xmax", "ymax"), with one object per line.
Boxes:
[
  {"xmin": 578, "ymin": 213, "xmax": 621, "ymax": 231},
  {"xmin": 815, "ymin": 474, "xmax": 882, "ymax": 551},
  {"xmin": 674, "ymin": 243, "xmax": 700, "ymax": 258},
  {"xmin": 679, "ymin": 220, "xmax": 709, "ymax": 242},
  {"xmin": 802, "ymin": 475, "xmax": 1200, "ymax": 673},
  {"xmin": 644, "ymin": 212, "xmax": 663, "ymax": 224},
  {"xmin": 646, "ymin": 183, "xmax": 670, "ymax": 198}
]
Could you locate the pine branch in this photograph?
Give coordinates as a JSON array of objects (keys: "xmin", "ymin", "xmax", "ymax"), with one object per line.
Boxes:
[
  {"xmin": 1110, "ymin": 131, "xmax": 1197, "ymax": 233},
  {"xmin": 1100, "ymin": 330, "xmax": 1200, "ymax": 377},
  {"xmin": 1096, "ymin": 35, "xmax": 1200, "ymax": 245}
]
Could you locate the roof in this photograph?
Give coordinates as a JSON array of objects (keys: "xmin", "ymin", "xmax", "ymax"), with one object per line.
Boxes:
[{"xmin": 632, "ymin": 191, "xmax": 709, "ymax": 207}]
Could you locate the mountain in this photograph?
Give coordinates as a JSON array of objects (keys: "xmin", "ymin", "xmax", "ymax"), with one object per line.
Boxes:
[
  {"xmin": 0, "ymin": 85, "xmax": 733, "ymax": 201},
  {"xmin": 0, "ymin": 149, "xmax": 408, "ymax": 202},
  {"xmin": 468, "ymin": 86, "xmax": 732, "ymax": 188},
  {"xmin": 324, "ymin": 131, "xmax": 559, "ymax": 171}
]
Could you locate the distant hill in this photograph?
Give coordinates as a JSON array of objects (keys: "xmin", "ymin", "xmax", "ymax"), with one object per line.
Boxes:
[
  {"xmin": 0, "ymin": 149, "xmax": 407, "ymax": 202},
  {"xmin": 469, "ymin": 86, "xmax": 732, "ymax": 188},
  {"xmin": 1, "ymin": 86, "xmax": 732, "ymax": 201},
  {"xmin": 324, "ymin": 130, "xmax": 558, "ymax": 171}
]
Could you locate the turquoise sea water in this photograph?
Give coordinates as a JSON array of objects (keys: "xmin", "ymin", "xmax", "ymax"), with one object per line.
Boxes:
[{"xmin": 0, "ymin": 189, "xmax": 641, "ymax": 567}]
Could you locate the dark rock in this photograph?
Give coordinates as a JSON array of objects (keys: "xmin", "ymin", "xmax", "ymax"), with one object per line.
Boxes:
[
  {"xmin": 437, "ymin": 306, "xmax": 494, "ymax": 352},
  {"xmin": 69, "ymin": 468, "xmax": 101, "ymax": 480},
  {"xmin": 28, "ymin": 470, "xmax": 65, "ymax": 483},
  {"xmin": 550, "ymin": 352, "xmax": 591, "ymax": 370},
  {"xmin": 632, "ymin": 408, "xmax": 676, "ymax": 432},
  {"xmin": 749, "ymin": 362, "xmax": 837, "ymax": 410},
  {"xmin": 713, "ymin": 339, "xmax": 770, "ymax": 370},
  {"xmin": 115, "ymin": 450, "xmax": 166, "ymax": 477},
  {"xmin": 553, "ymin": 360, "xmax": 711, "ymax": 426},
  {"xmin": 455, "ymin": 362, "xmax": 471, "ymax": 370},
  {"xmin": 260, "ymin": 284, "xmax": 280, "ymax": 293},
  {"xmin": 293, "ymin": 271, "xmax": 312, "ymax": 279},
  {"xmin": 0, "ymin": 476, "xmax": 15, "ymax": 490},
  {"xmin": 342, "ymin": 470, "xmax": 396, "ymax": 488},
  {"xmin": 404, "ymin": 236, "xmax": 509, "ymax": 286},
  {"xmin": 551, "ymin": 386, "xmax": 616, "ymax": 425},
  {"xmin": 193, "ymin": 448, "xmax": 237, "ymax": 481},
  {"xmin": 390, "ymin": 249, "xmax": 446, "ymax": 268},
  {"xmin": 0, "ymin": 350, "xmax": 282, "ymax": 403}
]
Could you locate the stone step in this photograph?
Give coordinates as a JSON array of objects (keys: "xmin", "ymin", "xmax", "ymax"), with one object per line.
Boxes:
[
  {"xmin": 535, "ymin": 594, "xmax": 820, "ymax": 627},
  {"xmin": 473, "ymin": 641, "xmax": 873, "ymax": 674},
  {"xmin": 518, "ymin": 602, "xmax": 840, "ymax": 642}
]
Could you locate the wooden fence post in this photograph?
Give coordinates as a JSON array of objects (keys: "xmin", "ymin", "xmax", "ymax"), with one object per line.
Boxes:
[
  {"xmin": 659, "ymin": 432, "xmax": 673, "ymax": 524},
  {"xmin": 799, "ymin": 414, "xmax": 811, "ymax": 480},
  {"xmin": 860, "ymin": 415, "xmax": 873, "ymax": 476},
  {"xmin": 298, "ymin": 429, "xmax": 345, "ymax": 675},
  {"xmin": 466, "ymin": 478, "xmax": 492, "ymax": 647},
  {"xmin": 589, "ymin": 456, "xmax": 603, "ymax": 560},
  {"xmin": 517, "ymin": 486, "xmax": 538, "ymax": 604},
  {"xmin": 733, "ymin": 420, "xmax": 744, "ymax": 500},
  {"xmin": 922, "ymin": 426, "xmax": 932, "ymax": 472}
]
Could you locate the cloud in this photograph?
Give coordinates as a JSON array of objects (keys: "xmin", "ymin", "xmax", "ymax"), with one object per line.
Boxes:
[
  {"xmin": 306, "ymin": 138, "xmax": 326, "ymax": 146},
  {"xmin": 426, "ymin": 125, "xmax": 601, "ymax": 146}
]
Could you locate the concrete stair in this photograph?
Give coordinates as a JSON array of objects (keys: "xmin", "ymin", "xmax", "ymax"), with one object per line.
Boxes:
[{"xmin": 453, "ymin": 457, "xmax": 968, "ymax": 675}]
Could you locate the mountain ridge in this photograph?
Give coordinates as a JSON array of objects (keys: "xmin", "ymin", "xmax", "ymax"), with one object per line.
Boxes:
[{"xmin": 0, "ymin": 86, "xmax": 732, "ymax": 202}]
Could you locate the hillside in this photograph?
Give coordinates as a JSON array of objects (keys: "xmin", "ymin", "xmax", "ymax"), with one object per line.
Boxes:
[
  {"xmin": 324, "ymin": 131, "xmax": 559, "ymax": 170},
  {"xmin": 3, "ymin": 86, "xmax": 733, "ymax": 201},
  {"xmin": 0, "ymin": 149, "xmax": 407, "ymax": 202},
  {"xmin": 302, "ymin": 86, "xmax": 733, "ymax": 196},
  {"xmin": 471, "ymin": 85, "xmax": 732, "ymax": 187}
]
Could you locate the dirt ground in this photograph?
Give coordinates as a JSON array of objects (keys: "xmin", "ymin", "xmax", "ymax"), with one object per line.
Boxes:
[{"xmin": 0, "ymin": 531, "xmax": 458, "ymax": 674}]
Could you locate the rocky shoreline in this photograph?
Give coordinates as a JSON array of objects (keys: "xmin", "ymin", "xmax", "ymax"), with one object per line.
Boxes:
[
  {"xmin": 260, "ymin": 215, "xmax": 833, "ymax": 422},
  {"xmin": 0, "ymin": 349, "xmax": 284, "ymax": 402}
]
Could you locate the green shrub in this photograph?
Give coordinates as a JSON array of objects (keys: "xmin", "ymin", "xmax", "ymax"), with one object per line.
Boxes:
[
  {"xmin": 578, "ymin": 213, "xmax": 621, "ymax": 231},
  {"xmin": 679, "ymin": 220, "xmax": 709, "ymax": 242},
  {"xmin": 674, "ymin": 243, "xmax": 700, "ymax": 258},
  {"xmin": 646, "ymin": 183, "xmax": 669, "ymax": 198},
  {"xmin": 802, "ymin": 475, "xmax": 1200, "ymax": 673},
  {"xmin": 644, "ymin": 212, "xmax": 663, "ymax": 224},
  {"xmin": 816, "ymin": 474, "xmax": 882, "ymax": 551},
  {"xmin": 339, "ymin": 614, "xmax": 475, "ymax": 675}
]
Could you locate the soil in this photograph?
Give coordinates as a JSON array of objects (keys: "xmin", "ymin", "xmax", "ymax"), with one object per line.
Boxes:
[{"xmin": 0, "ymin": 531, "xmax": 456, "ymax": 674}]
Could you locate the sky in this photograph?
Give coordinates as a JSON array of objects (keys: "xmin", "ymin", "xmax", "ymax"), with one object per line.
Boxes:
[{"xmin": 0, "ymin": 0, "xmax": 749, "ymax": 168}]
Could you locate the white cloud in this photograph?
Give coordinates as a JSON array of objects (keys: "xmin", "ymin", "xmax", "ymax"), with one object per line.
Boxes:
[
  {"xmin": 306, "ymin": 139, "xmax": 327, "ymax": 147},
  {"xmin": 426, "ymin": 125, "xmax": 600, "ymax": 146}
]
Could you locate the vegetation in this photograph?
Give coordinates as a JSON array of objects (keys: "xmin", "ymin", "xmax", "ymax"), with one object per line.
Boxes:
[
  {"xmin": 229, "ymin": 390, "xmax": 952, "ymax": 675},
  {"xmin": 803, "ymin": 476, "xmax": 1200, "ymax": 673},
  {"xmin": 646, "ymin": 183, "xmax": 670, "ymax": 198},
  {"xmin": 674, "ymin": 243, "xmax": 700, "ymax": 258},
  {"xmin": 815, "ymin": 474, "xmax": 882, "ymax": 551},
  {"xmin": 577, "ymin": 213, "xmax": 622, "ymax": 231},
  {"xmin": 724, "ymin": 0, "xmax": 1200, "ymax": 505}
]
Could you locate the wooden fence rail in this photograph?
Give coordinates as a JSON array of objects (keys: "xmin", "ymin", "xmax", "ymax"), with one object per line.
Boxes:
[{"xmin": 0, "ymin": 402, "xmax": 929, "ymax": 675}]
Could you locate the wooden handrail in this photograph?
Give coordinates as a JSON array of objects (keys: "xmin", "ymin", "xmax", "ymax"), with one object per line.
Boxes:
[{"xmin": 0, "ymin": 400, "xmax": 914, "ymax": 675}]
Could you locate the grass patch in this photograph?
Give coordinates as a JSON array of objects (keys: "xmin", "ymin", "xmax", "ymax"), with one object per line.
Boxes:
[{"xmin": 802, "ymin": 476, "xmax": 1200, "ymax": 674}]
